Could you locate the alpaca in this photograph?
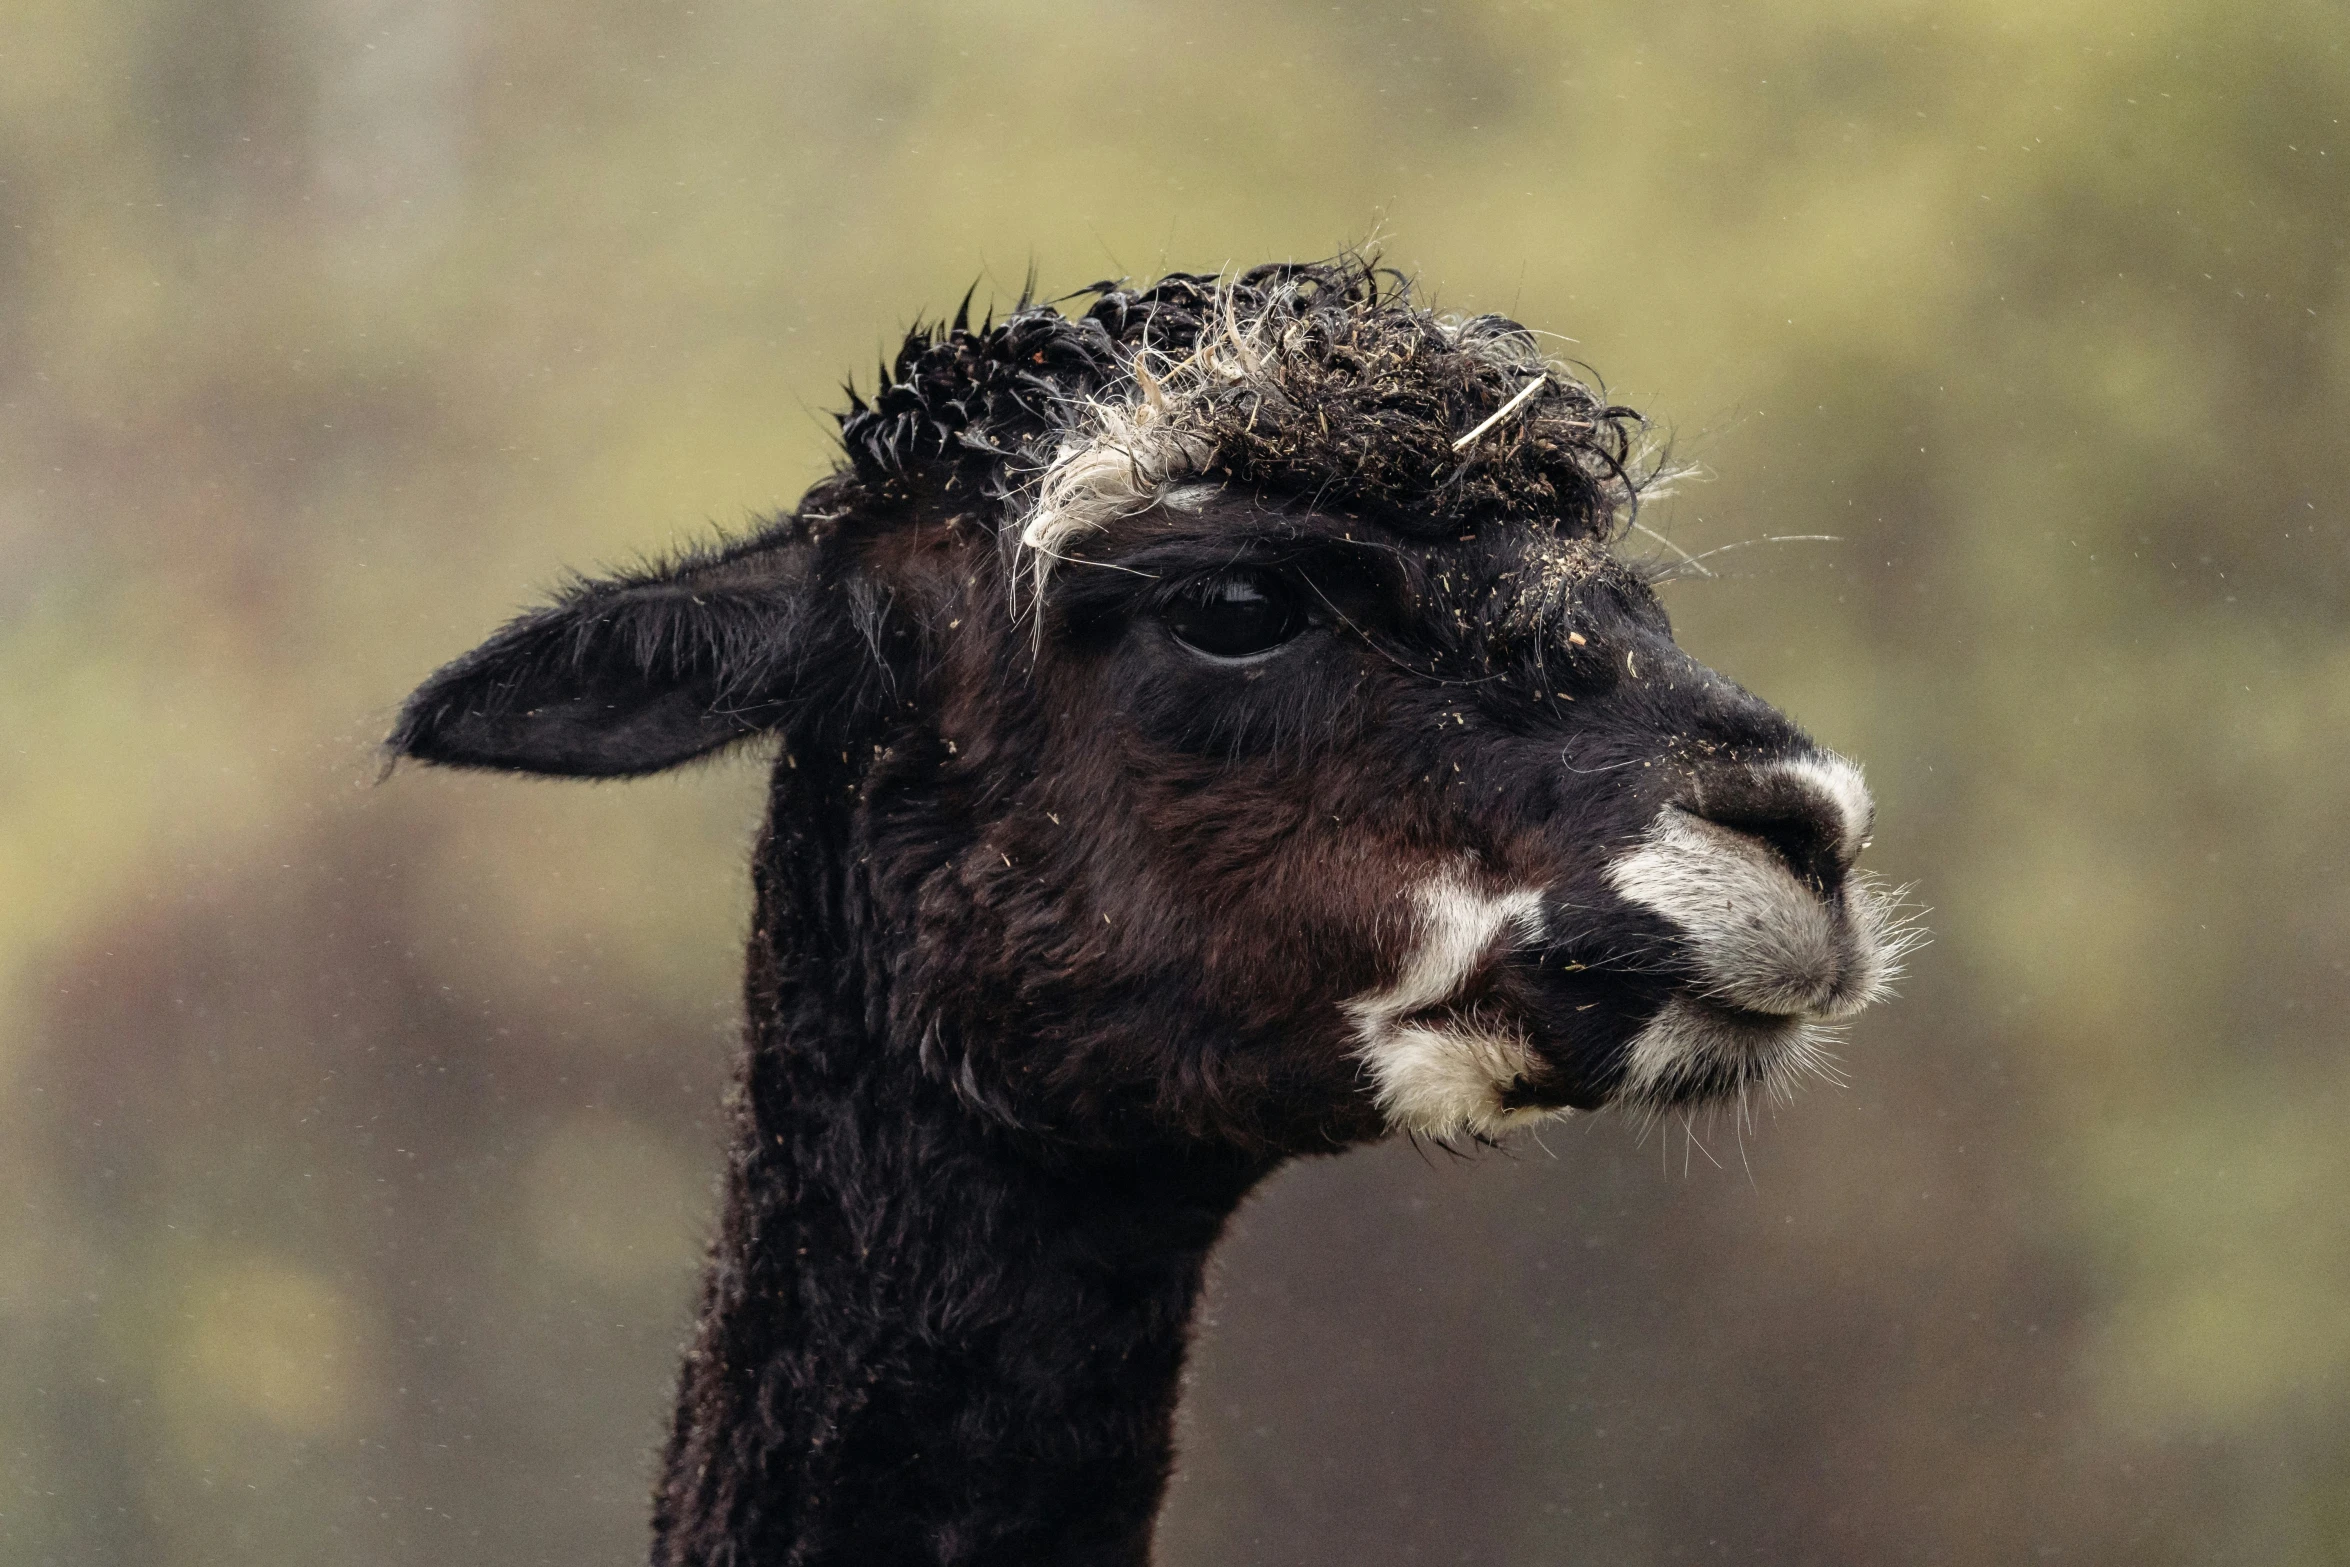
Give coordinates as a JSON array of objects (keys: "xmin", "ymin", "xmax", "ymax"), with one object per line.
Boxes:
[{"xmin": 390, "ymin": 259, "xmax": 1905, "ymax": 1565}]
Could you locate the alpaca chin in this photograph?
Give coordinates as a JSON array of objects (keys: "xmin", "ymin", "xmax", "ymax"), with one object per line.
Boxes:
[{"xmin": 1613, "ymin": 997, "xmax": 1835, "ymax": 1112}]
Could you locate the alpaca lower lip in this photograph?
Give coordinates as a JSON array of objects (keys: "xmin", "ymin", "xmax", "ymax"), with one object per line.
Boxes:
[
  {"xmin": 1508, "ymin": 976, "xmax": 1818, "ymax": 1110},
  {"xmin": 1687, "ymin": 997, "xmax": 1809, "ymax": 1031},
  {"xmin": 1664, "ymin": 993, "xmax": 1818, "ymax": 1055},
  {"xmin": 1598, "ymin": 989, "xmax": 1835, "ymax": 1112}
]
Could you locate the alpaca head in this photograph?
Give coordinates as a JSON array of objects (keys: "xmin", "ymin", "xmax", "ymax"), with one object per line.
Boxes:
[{"xmin": 392, "ymin": 260, "xmax": 1909, "ymax": 1157}]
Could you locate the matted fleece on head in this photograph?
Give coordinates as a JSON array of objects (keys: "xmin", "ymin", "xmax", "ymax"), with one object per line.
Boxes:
[{"xmin": 833, "ymin": 257, "xmax": 1663, "ymax": 576}]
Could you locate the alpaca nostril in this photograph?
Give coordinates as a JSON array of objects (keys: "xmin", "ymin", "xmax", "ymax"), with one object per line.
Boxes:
[
  {"xmin": 1684, "ymin": 760, "xmax": 1865, "ymax": 893},
  {"xmin": 1697, "ymin": 803, "xmax": 1845, "ymax": 891}
]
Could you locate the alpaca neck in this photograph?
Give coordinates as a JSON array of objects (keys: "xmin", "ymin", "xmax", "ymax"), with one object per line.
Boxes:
[{"xmin": 649, "ymin": 779, "xmax": 1270, "ymax": 1566}]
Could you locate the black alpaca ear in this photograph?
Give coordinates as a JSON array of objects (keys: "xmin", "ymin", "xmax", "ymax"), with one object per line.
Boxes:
[{"xmin": 390, "ymin": 537, "xmax": 820, "ymax": 778}]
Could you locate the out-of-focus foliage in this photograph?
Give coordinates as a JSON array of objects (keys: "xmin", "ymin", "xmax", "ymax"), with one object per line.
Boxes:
[{"xmin": 3, "ymin": 0, "xmax": 2345, "ymax": 1561}]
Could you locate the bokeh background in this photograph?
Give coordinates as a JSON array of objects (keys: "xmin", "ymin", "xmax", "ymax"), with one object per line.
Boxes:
[{"xmin": 4, "ymin": 0, "xmax": 2346, "ymax": 1561}]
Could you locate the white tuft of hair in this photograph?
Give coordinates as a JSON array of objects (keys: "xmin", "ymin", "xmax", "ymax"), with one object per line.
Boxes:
[
  {"xmin": 1343, "ymin": 871, "xmax": 1558, "ymax": 1139},
  {"xmin": 1007, "ymin": 274, "xmax": 1602, "ymax": 613},
  {"xmin": 1605, "ymin": 753, "xmax": 1899, "ymax": 1020}
]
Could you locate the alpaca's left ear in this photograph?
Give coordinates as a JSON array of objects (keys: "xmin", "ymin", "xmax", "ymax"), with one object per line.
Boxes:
[{"xmin": 389, "ymin": 534, "xmax": 829, "ymax": 778}]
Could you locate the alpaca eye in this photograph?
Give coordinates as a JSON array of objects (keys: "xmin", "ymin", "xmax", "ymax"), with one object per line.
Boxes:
[{"xmin": 1162, "ymin": 570, "xmax": 1307, "ymax": 660}]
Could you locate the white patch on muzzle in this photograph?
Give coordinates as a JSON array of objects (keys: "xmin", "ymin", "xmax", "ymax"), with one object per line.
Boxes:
[
  {"xmin": 1344, "ymin": 874, "xmax": 1555, "ymax": 1138},
  {"xmin": 1604, "ymin": 752, "xmax": 1912, "ymax": 1108}
]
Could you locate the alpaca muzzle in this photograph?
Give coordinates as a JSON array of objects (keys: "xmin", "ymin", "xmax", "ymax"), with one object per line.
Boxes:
[{"xmin": 1600, "ymin": 752, "xmax": 1916, "ymax": 1109}]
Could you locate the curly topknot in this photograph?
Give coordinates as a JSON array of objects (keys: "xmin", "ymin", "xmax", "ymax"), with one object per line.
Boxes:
[{"xmin": 836, "ymin": 255, "xmax": 1655, "ymax": 554}]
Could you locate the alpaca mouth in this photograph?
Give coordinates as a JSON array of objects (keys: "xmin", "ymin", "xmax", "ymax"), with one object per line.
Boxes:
[
  {"xmin": 1680, "ymin": 996, "xmax": 1803, "ymax": 1031},
  {"xmin": 1582, "ymin": 890, "xmax": 1910, "ymax": 1114},
  {"xmin": 1492, "ymin": 980, "xmax": 1820, "ymax": 1116},
  {"xmin": 1589, "ymin": 754, "xmax": 1919, "ymax": 1112},
  {"xmin": 1605, "ymin": 990, "xmax": 1831, "ymax": 1112}
]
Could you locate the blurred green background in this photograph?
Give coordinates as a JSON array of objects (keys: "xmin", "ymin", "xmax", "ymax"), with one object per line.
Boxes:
[{"xmin": 3, "ymin": 0, "xmax": 2345, "ymax": 1561}]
